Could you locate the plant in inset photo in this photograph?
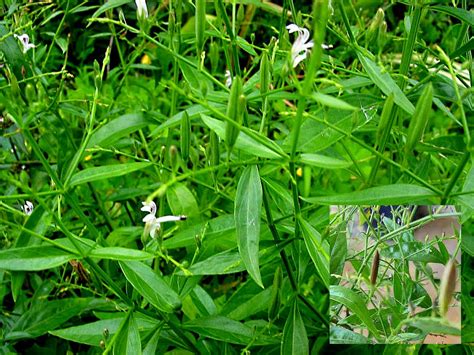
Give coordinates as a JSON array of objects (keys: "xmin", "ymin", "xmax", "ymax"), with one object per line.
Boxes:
[{"xmin": 329, "ymin": 205, "xmax": 461, "ymax": 344}]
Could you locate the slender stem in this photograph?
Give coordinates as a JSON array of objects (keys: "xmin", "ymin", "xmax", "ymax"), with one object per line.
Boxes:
[{"xmin": 441, "ymin": 151, "xmax": 471, "ymax": 204}]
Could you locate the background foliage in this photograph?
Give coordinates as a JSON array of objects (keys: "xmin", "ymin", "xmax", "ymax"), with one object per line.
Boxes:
[{"xmin": 0, "ymin": 0, "xmax": 472, "ymax": 353}]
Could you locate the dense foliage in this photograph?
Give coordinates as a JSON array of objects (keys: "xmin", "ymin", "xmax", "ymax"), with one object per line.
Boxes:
[{"xmin": 0, "ymin": 0, "xmax": 472, "ymax": 353}]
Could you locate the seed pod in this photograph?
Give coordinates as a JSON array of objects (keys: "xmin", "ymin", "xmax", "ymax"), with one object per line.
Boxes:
[
  {"xmin": 169, "ymin": 145, "xmax": 178, "ymax": 173},
  {"xmin": 268, "ymin": 266, "xmax": 282, "ymax": 321},
  {"xmin": 181, "ymin": 111, "xmax": 191, "ymax": 162},
  {"xmin": 370, "ymin": 250, "xmax": 380, "ymax": 285},
  {"xmin": 376, "ymin": 93, "xmax": 394, "ymax": 145},
  {"xmin": 25, "ymin": 83, "xmax": 36, "ymax": 104},
  {"xmin": 195, "ymin": 0, "xmax": 206, "ymax": 57},
  {"xmin": 209, "ymin": 41, "xmax": 219, "ymax": 73},
  {"xmin": 210, "ymin": 131, "xmax": 219, "ymax": 166},
  {"xmin": 225, "ymin": 76, "xmax": 243, "ymax": 153},
  {"xmin": 405, "ymin": 83, "xmax": 433, "ymax": 155},
  {"xmin": 367, "ymin": 8, "xmax": 384, "ymax": 43},
  {"xmin": 260, "ymin": 51, "xmax": 271, "ymax": 97},
  {"xmin": 439, "ymin": 258, "xmax": 457, "ymax": 317}
]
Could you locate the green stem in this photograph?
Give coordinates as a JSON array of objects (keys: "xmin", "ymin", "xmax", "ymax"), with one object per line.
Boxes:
[{"xmin": 441, "ymin": 151, "xmax": 471, "ymax": 204}]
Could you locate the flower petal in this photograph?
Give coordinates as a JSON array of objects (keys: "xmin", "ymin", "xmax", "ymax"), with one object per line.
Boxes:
[
  {"xmin": 156, "ymin": 215, "xmax": 187, "ymax": 223},
  {"xmin": 150, "ymin": 222, "xmax": 160, "ymax": 238},
  {"xmin": 142, "ymin": 214, "xmax": 156, "ymax": 223},
  {"xmin": 286, "ymin": 24, "xmax": 302, "ymax": 34}
]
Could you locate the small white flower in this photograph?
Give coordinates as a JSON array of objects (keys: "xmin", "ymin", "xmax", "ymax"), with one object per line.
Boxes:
[
  {"xmin": 135, "ymin": 0, "xmax": 148, "ymax": 19},
  {"xmin": 286, "ymin": 24, "xmax": 332, "ymax": 68},
  {"xmin": 14, "ymin": 34, "xmax": 36, "ymax": 54},
  {"xmin": 21, "ymin": 201, "xmax": 34, "ymax": 215},
  {"xmin": 225, "ymin": 70, "xmax": 232, "ymax": 88},
  {"xmin": 141, "ymin": 201, "xmax": 186, "ymax": 238}
]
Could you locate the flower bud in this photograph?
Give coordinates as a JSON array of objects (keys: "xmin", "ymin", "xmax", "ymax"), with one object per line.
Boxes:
[
  {"xmin": 370, "ymin": 250, "xmax": 380, "ymax": 285},
  {"xmin": 438, "ymin": 258, "xmax": 457, "ymax": 317}
]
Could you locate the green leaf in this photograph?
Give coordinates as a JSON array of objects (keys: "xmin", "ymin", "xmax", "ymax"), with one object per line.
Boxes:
[
  {"xmin": 114, "ymin": 312, "xmax": 142, "ymax": 355},
  {"xmin": 450, "ymin": 37, "xmax": 474, "ymax": 58},
  {"xmin": 330, "ymin": 286, "xmax": 381, "ymax": 340},
  {"xmin": 235, "ymin": 166, "xmax": 263, "ymax": 288},
  {"xmin": 406, "ymin": 317, "xmax": 461, "ymax": 336},
  {"xmin": 380, "ymin": 242, "xmax": 444, "ymax": 263},
  {"xmin": 285, "ymin": 110, "xmax": 353, "ymax": 153},
  {"xmin": 201, "ymin": 114, "xmax": 283, "ymax": 159},
  {"xmin": 236, "ymin": 36, "xmax": 257, "ymax": 56},
  {"xmin": 300, "ymin": 153, "xmax": 352, "ymax": 169},
  {"xmin": 282, "ymin": 301, "xmax": 309, "ymax": 355},
  {"xmin": 356, "ymin": 52, "xmax": 415, "ymax": 115},
  {"xmin": 69, "ymin": 162, "xmax": 152, "ymax": 187},
  {"xmin": 90, "ymin": 247, "xmax": 154, "ymax": 261},
  {"xmin": 0, "ymin": 246, "xmax": 76, "ymax": 271},
  {"xmin": 0, "ymin": 25, "xmax": 30, "ymax": 79},
  {"xmin": 180, "ymin": 61, "xmax": 213, "ymax": 94},
  {"xmin": 298, "ymin": 218, "xmax": 330, "ymax": 289},
  {"xmin": 119, "ymin": 261, "xmax": 181, "ymax": 313},
  {"xmin": 5, "ymin": 298, "xmax": 102, "ymax": 340},
  {"xmin": 180, "ymin": 241, "xmax": 287, "ymax": 276},
  {"xmin": 431, "ymin": 5, "xmax": 474, "ymax": 26},
  {"xmin": 50, "ymin": 315, "xmax": 159, "ymax": 346},
  {"xmin": 183, "ymin": 316, "xmax": 278, "ymax": 345},
  {"xmin": 91, "ymin": 0, "xmax": 131, "ymax": 19},
  {"xmin": 87, "ymin": 113, "xmax": 153, "ymax": 148},
  {"xmin": 312, "ymin": 93, "xmax": 357, "ymax": 111},
  {"xmin": 305, "ymin": 184, "xmax": 438, "ymax": 205},
  {"xmin": 166, "ymin": 183, "xmax": 200, "ymax": 219},
  {"xmin": 330, "ymin": 325, "xmax": 369, "ymax": 344},
  {"xmin": 330, "ymin": 223, "xmax": 347, "ymax": 285}
]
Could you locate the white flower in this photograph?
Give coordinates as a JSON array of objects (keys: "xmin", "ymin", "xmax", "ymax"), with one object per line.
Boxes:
[
  {"xmin": 14, "ymin": 34, "xmax": 36, "ymax": 54},
  {"xmin": 141, "ymin": 201, "xmax": 186, "ymax": 238},
  {"xmin": 135, "ymin": 0, "xmax": 148, "ymax": 19},
  {"xmin": 21, "ymin": 201, "xmax": 34, "ymax": 215},
  {"xmin": 225, "ymin": 70, "xmax": 232, "ymax": 88},
  {"xmin": 286, "ymin": 24, "xmax": 332, "ymax": 68}
]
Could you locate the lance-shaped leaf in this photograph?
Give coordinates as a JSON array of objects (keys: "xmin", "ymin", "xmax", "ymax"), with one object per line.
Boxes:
[
  {"xmin": 119, "ymin": 261, "xmax": 181, "ymax": 313},
  {"xmin": 235, "ymin": 166, "xmax": 263, "ymax": 288}
]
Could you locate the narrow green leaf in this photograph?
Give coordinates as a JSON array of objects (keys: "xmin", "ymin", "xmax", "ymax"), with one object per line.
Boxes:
[
  {"xmin": 330, "ymin": 325, "xmax": 369, "ymax": 344},
  {"xmin": 312, "ymin": 93, "xmax": 357, "ymax": 111},
  {"xmin": 50, "ymin": 315, "xmax": 159, "ymax": 346},
  {"xmin": 235, "ymin": 166, "xmax": 263, "ymax": 288},
  {"xmin": 0, "ymin": 246, "xmax": 76, "ymax": 271},
  {"xmin": 330, "ymin": 286, "xmax": 381, "ymax": 340},
  {"xmin": 201, "ymin": 114, "xmax": 283, "ymax": 159},
  {"xmin": 330, "ymin": 223, "xmax": 347, "ymax": 285},
  {"xmin": 5, "ymin": 298, "xmax": 102, "ymax": 340},
  {"xmin": 406, "ymin": 317, "xmax": 461, "ymax": 336},
  {"xmin": 180, "ymin": 241, "xmax": 287, "ymax": 276},
  {"xmin": 114, "ymin": 312, "xmax": 142, "ymax": 355},
  {"xmin": 89, "ymin": 247, "xmax": 154, "ymax": 261},
  {"xmin": 431, "ymin": 5, "xmax": 474, "ymax": 26},
  {"xmin": 298, "ymin": 218, "xmax": 330, "ymax": 289},
  {"xmin": 183, "ymin": 316, "xmax": 278, "ymax": 345},
  {"xmin": 91, "ymin": 0, "xmax": 131, "ymax": 19},
  {"xmin": 70, "ymin": 162, "xmax": 152, "ymax": 187},
  {"xmin": 166, "ymin": 183, "xmax": 200, "ymax": 219},
  {"xmin": 450, "ymin": 37, "xmax": 474, "ymax": 58},
  {"xmin": 300, "ymin": 153, "xmax": 352, "ymax": 169},
  {"xmin": 405, "ymin": 83, "xmax": 433, "ymax": 154},
  {"xmin": 305, "ymin": 184, "xmax": 438, "ymax": 205},
  {"xmin": 357, "ymin": 52, "xmax": 415, "ymax": 115},
  {"xmin": 87, "ymin": 113, "xmax": 152, "ymax": 148},
  {"xmin": 281, "ymin": 301, "xmax": 309, "ymax": 355},
  {"xmin": 119, "ymin": 261, "xmax": 181, "ymax": 313},
  {"xmin": 0, "ymin": 25, "xmax": 30, "ymax": 79},
  {"xmin": 285, "ymin": 110, "xmax": 353, "ymax": 153}
]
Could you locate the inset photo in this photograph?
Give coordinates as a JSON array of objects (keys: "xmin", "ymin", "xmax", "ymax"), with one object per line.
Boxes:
[{"xmin": 329, "ymin": 205, "xmax": 461, "ymax": 344}]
